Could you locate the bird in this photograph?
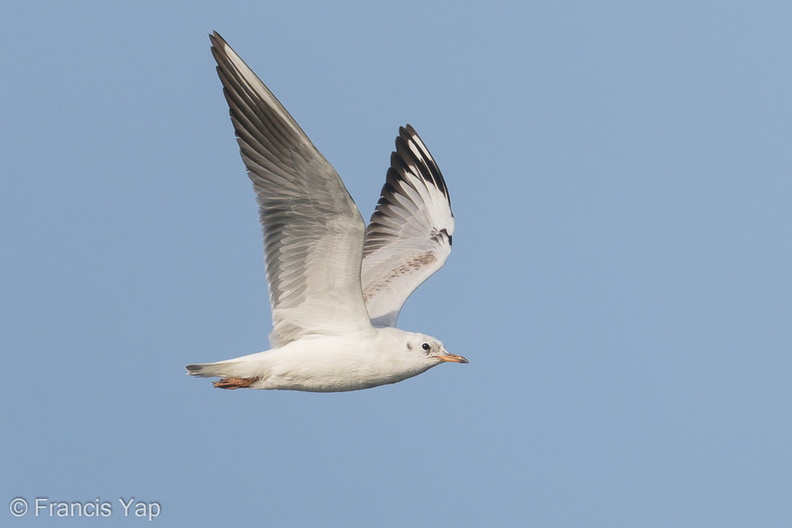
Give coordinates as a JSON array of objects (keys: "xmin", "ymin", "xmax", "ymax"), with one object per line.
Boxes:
[{"xmin": 186, "ymin": 32, "xmax": 467, "ymax": 392}]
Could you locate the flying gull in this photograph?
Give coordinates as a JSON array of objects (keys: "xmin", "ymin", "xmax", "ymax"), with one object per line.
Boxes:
[{"xmin": 186, "ymin": 32, "xmax": 467, "ymax": 392}]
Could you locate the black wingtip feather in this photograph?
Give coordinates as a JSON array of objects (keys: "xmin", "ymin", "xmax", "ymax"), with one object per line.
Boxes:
[{"xmin": 393, "ymin": 125, "xmax": 450, "ymax": 201}]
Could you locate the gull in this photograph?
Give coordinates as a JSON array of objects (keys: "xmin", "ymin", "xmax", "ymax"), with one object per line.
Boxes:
[{"xmin": 186, "ymin": 32, "xmax": 467, "ymax": 392}]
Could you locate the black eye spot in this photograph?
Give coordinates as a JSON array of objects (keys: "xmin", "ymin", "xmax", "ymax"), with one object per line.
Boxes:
[{"xmin": 421, "ymin": 342, "xmax": 431, "ymax": 351}]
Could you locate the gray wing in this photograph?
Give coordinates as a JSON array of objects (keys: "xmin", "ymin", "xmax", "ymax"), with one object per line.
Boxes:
[
  {"xmin": 361, "ymin": 125, "xmax": 454, "ymax": 327},
  {"xmin": 210, "ymin": 32, "xmax": 371, "ymax": 347}
]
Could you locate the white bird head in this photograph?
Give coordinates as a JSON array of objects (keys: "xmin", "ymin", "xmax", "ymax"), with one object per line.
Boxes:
[{"xmin": 406, "ymin": 334, "xmax": 468, "ymax": 366}]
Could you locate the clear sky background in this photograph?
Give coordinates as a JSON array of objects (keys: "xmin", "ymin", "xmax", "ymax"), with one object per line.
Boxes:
[{"xmin": 2, "ymin": 1, "xmax": 791, "ymax": 526}]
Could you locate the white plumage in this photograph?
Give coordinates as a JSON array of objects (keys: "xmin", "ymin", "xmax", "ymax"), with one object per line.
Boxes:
[{"xmin": 186, "ymin": 32, "xmax": 466, "ymax": 392}]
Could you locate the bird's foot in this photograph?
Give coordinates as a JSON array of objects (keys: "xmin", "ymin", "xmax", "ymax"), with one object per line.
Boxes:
[{"xmin": 213, "ymin": 376, "xmax": 260, "ymax": 390}]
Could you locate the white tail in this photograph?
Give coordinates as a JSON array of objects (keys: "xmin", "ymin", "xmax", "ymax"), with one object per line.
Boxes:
[{"xmin": 186, "ymin": 360, "xmax": 249, "ymax": 379}]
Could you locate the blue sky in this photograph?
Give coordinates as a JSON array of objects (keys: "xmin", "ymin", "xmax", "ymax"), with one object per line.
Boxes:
[{"xmin": 2, "ymin": 1, "xmax": 791, "ymax": 526}]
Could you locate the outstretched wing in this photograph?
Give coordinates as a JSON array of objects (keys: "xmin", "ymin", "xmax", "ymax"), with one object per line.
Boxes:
[
  {"xmin": 361, "ymin": 125, "xmax": 454, "ymax": 327},
  {"xmin": 210, "ymin": 32, "xmax": 372, "ymax": 346}
]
